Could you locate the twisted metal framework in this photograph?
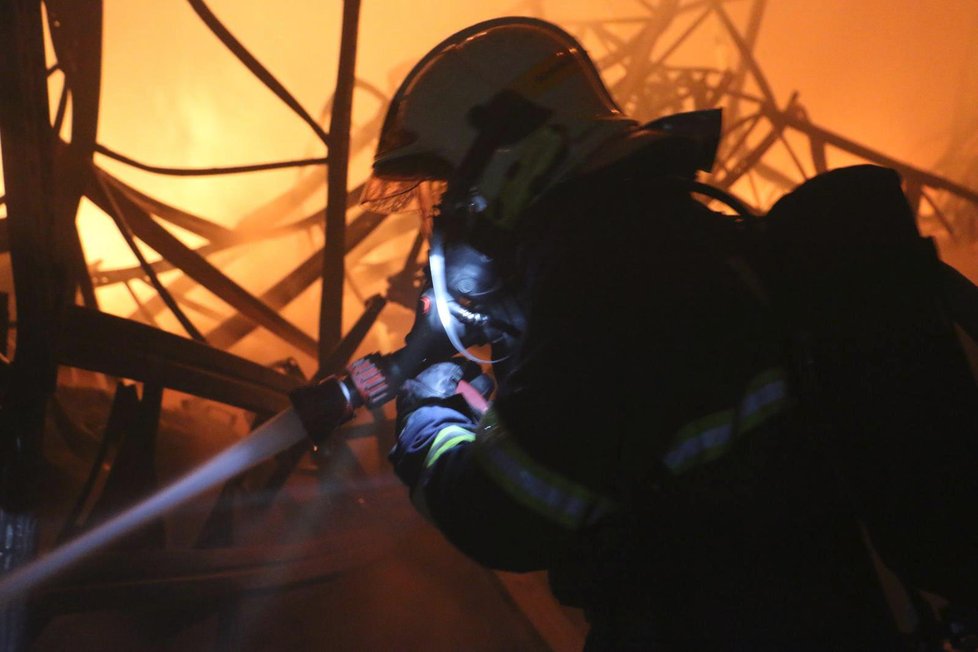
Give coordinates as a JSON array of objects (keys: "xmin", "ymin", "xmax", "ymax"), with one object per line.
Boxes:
[
  {"xmin": 568, "ymin": 0, "xmax": 978, "ymax": 231},
  {"xmin": 1, "ymin": 0, "xmax": 976, "ymax": 647}
]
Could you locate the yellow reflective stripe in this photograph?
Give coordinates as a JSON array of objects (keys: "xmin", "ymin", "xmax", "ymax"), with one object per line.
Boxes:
[
  {"xmin": 494, "ymin": 128, "xmax": 565, "ymax": 228},
  {"xmin": 739, "ymin": 369, "xmax": 789, "ymax": 433},
  {"xmin": 669, "ymin": 409, "xmax": 736, "ymax": 450},
  {"xmin": 664, "ymin": 367, "xmax": 789, "ymax": 474},
  {"xmin": 474, "ymin": 407, "xmax": 616, "ymax": 529},
  {"xmin": 425, "ymin": 425, "xmax": 476, "ymax": 469}
]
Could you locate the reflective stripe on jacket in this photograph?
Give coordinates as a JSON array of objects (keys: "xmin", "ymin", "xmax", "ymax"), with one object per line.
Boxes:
[
  {"xmin": 473, "ymin": 406, "xmax": 618, "ymax": 529},
  {"xmin": 663, "ymin": 367, "xmax": 790, "ymax": 474},
  {"xmin": 468, "ymin": 367, "xmax": 788, "ymax": 528}
]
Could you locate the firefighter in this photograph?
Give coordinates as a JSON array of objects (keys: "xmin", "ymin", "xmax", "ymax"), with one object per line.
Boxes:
[{"xmin": 361, "ymin": 17, "xmax": 910, "ymax": 650}]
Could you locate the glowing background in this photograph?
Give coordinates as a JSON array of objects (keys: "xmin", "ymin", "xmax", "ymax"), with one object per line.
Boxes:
[
  {"xmin": 3, "ymin": 0, "xmax": 973, "ymax": 378},
  {"xmin": 2, "ymin": 3, "xmax": 977, "ymax": 649}
]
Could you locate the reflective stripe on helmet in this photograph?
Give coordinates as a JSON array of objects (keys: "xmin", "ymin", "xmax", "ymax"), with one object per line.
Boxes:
[
  {"xmin": 663, "ymin": 368, "xmax": 789, "ymax": 474},
  {"xmin": 473, "ymin": 407, "xmax": 617, "ymax": 529},
  {"xmin": 425, "ymin": 425, "xmax": 477, "ymax": 469}
]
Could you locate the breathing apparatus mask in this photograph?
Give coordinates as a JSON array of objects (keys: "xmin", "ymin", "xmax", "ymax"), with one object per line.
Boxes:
[{"xmin": 361, "ymin": 161, "xmax": 523, "ymax": 367}]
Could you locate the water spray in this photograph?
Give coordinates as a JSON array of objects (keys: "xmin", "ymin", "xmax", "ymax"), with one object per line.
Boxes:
[{"xmin": 0, "ymin": 407, "xmax": 308, "ymax": 606}]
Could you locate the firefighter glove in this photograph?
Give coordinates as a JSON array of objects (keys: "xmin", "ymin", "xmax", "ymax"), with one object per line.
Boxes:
[{"xmin": 395, "ymin": 359, "xmax": 493, "ymax": 426}]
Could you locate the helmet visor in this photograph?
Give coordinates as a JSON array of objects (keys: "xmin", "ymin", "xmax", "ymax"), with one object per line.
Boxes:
[{"xmin": 360, "ymin": 174, "xmax": 447, "ymax": 223}]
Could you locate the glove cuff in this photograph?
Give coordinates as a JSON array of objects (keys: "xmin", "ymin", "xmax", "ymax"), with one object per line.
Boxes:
[{"xmin": 396, "ymin": 392, "xmax": 481, "ymax": 433}]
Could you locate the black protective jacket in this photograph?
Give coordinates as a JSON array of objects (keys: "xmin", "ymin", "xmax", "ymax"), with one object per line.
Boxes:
[{"xmin": 391, "ymin": 133, "xmax": 916, "ymax": 650}]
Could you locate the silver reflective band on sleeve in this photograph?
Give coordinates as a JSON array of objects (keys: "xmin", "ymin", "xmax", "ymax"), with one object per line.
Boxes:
[
  {"xmin": 473, "ymin": 408, "xmax": 617, "ymax": 530},
  {"xmin": 424, "ymin": 425, "xmax": 476, "ymax": 469},
  {"xmin": 663, "ymin": 367, "xmax": 789, "ymax": 474}
]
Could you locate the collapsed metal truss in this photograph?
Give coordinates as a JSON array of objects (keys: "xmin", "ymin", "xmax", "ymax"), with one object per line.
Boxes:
[
  {"xmin": 1, "ymin": 0, "xmax": 976, "ymax": 648},
  {"xmin": 568, "ymin": 0, "xmax": 978, "ymax": 229}
]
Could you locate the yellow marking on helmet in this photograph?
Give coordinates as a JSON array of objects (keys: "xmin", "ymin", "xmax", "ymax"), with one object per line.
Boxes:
[
  {"xmin": 493, "ymin": 127, "xmax": 566, "ymax": 229},
  {"xmin": 509, "ymin": 49, "xmax": 578, "ymax": 98}
]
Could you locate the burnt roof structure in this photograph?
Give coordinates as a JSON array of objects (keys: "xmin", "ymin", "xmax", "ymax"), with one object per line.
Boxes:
[{"xmin": 1, "ymin": 1, "xmax": 976, "ymax": 650}]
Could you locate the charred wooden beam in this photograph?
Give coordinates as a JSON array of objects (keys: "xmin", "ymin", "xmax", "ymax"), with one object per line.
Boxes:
[
  {"xmin": 608, "ymin": 1, "xmax": 676, "ymax": 109},
  {"xmin": 55, "ymin": 382, "xmax": 139, "ymax": 545},
  {"xmin": 187, "ymin": 0, "xmax": 330, "ymax": 147},
  {"xmin": 84, "ymin": 166, "xmax": 319, "ymax": 357},
  {"xmin": 319, "ymin": 0, "xmax": 362, "ymax": 373},
  {"xmin": 0, "ymin": 0, "xmax": 68, "ymax": 412},
  {"xmin": 56, "ymin": 306, "xmax": 302, "ymax": 414},
  {"xmin": 0, "ymin": 1, "xmax": 70, "ymax": 647},
  {"xmin": 317, "ymin": 293, "xmax": 386, "ymax": 379},
  {"xmin": 0, "ymin": 0, "xmax": 68, "ymax": 501},
  {"xmin": 108, "ymin": 182, "xmax": 370, "ymax": 330},
  {"xmin": 80, "ymin": 383, "xmax": 166, "ymax": 551},
  {"xmin": 93, "ymin": 177, "xmax": 368, "ymax": 288},
  {"xmin": 714, "ymin": 109, "xmax": 786, "ymax": 188},
  {"xmin": 206, "ymin": 209, "xmax": 388, "ymax": 350},
  {"xmin": 45, "ymin": 0, "xmax": 104, "ymax": 310},
  {"xmin": 95, "ymin": 144, "xmax": 327, "ymax": 177},
  {"xmin": 718, "ymin": 0, "xmax": 766, "ymax": 131},
  {"xmin": 93, "ymin": 172, "xmax": 207, "ymax": 342},
  {"xmin": 205, "ymin": 252, "xmax": 322, "ymax": 350},
  {"xmin": 103, "ymin": 172, "xmax": 237, "ymax": 243},
  {"xmin": 778, "ymin": 113, "xmax": 978, "ymax": 206}
]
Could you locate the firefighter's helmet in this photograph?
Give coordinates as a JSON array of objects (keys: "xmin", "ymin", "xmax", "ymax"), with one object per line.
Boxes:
[{"xmin": 361, "ymin": 17, "xmax": 637, "ymax": 231}]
